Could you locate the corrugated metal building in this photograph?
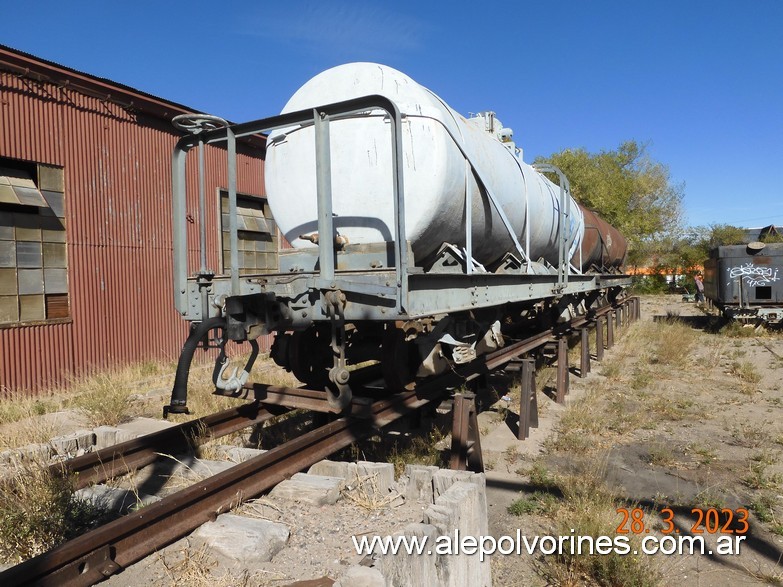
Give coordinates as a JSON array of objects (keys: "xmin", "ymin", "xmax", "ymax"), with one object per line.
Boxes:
[{"xmin": 0, "ymin": 45, "xmax": 272, "ymax": 393}]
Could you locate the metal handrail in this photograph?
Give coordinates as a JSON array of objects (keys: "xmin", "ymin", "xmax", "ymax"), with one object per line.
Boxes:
[{"xmin": 171, "ymin": 95, "xmax": 408, "ymax": 316}]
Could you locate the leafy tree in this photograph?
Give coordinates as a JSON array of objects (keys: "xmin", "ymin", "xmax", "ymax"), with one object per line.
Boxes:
[
  {"xmin": 641, "ymin": 223, "xmax": 746, "ymax": 277},
  {"xmin": 535, "ymin": 140, "xmax": 684, "ymax": 250},
  {"xmin": 702, "ymin": 224, "xmax": 746, "ymax": 248}
]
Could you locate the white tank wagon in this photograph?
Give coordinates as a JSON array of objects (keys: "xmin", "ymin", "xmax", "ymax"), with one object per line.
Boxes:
[
  {"xmin": 165, "ymin": 64, "xmax": 631, "ymax": 414},
  {"xmin": 266, "ymin": 63, "xmax": 584, "ymax": 271}
]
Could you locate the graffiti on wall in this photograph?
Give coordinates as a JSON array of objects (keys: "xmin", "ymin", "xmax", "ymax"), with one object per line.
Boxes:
[{"xmin": 728, "ymin": 263, "xmax": 780, "ymax": 287}]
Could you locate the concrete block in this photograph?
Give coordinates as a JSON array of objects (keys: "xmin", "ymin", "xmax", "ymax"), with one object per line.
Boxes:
[
  {"xmin": 92, "ymin": 426, "xmax": 137, "ymax": 449},
  {"xmin": 190, "ymin": 513, "xmax": 289, "ymax": 564},
  {"xmin": 404, "ymin": 464, "xmax": 439, "ymax": 504},
  {"xmin": 214, "ymin": 445, "xmax": 267, "ymax": 463},
  {"xmin": 115, "ymin": 417, "xmax": 175, "ymax": 437},
  {"xmin": 426, "ymin": 480, "xmax": 491, "ymax": 587},
  {"xmin": 74, "ymin": 484, "xmax": 160, "ymax": 515},
  {"xmin": 50, "ymin": 429, "xmax": 96, "ymax": 456},
  {"xmin": 168, "ymin": 458, "xmax": 235, "ymax": 480},
  {"xmin": 93, "ymin": 426, "xmax": 121, "ymax": 449},
  {"xmin": 335, "ymin": 565, "xmax": 386, "ymax": 587},
  {"xmin": 357, "ymin": 461, "xmax": 395, "ymax": 496},
  {"xmin": 432, "ymin": 469, "xmax": 475, "ymax": 500},
  {"xmin": 270, "ymin": 472, "xmax": 344, "ymax": 506},
  {"xmin": 423, "ymin": 502, "xmax": 458, "ymax": 540},
  {"xmin": 115, "ymin": 429, "xmax": 138, "ymax": 444},
  {"xmin": 308, "ymin": 459, "xmax": 358, "ymax": 479},
  {"xmin": 375, "ymin": 523, "xmax": 440, "ymax": 587},
  {"xmin": 0, "ymin": 443, "xmax": 52, "ymax": 464}
]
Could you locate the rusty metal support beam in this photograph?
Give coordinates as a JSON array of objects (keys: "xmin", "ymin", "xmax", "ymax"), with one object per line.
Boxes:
[
  {"xmin": 580, "ymin": 327, "xmax": 590, "ymax": 377},
  {"xmin": 450, "ymin": 393, "xmax": 483, "ymax": 473},
  {"xmin": 556, "ymin": 337, "xmax": 569, "ymax": 404},
  {"xmin": 607, "ymin": 311, "xmax": 615, "ymax": 349},
  {"xmin": 595, "ymin": 317, "xmax": 605, "ymax": 361},
  {"xmin": 214, "ymin": 384, "xmax": 376, "ymax": 417},
  {"xmin": 518, "ymin": 358, "xmax": 538, "ymax": 440},
  {"xmin": 528, "ymin": 360, "xmax": 539, "ymax": 429}
]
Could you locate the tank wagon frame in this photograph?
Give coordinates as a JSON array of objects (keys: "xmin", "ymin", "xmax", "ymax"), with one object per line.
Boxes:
[
  {"xmin": 168, "ymin": 95, "xmax": 630, "ymax": 412},
  {"xmin": 704, "ymin": 242, "xmax": 783, "ymax": 325}
]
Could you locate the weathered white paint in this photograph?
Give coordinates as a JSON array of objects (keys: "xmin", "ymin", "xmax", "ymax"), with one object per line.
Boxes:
[{"xmin": 265, "ymin": 63, "xmax": 584, "ymax": 267}]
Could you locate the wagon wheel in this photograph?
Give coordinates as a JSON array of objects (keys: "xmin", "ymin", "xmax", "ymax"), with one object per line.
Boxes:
[
  {"xmin": 288, "ymin": 327, "xmax": 331, "ymax": 389},
  {"xmin": 381, "ymin": 327, "xmax": 418, "ymax": 392}
]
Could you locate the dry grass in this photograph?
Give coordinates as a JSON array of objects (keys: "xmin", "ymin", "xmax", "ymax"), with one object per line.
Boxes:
[
  {"xmin": 342, "ymin": 471, "xmax": 402, "ymax": 511},
  {"xmin": 730, "ymin": 421, "xmax": 777, "ymax": 449},
  {"xmin": 524, "ymin": 307, "xmax": 783, "ymax": 586},
  {"xmin": 532, "ymin": 458, "xmax": 661, "ymax": 587},
  {"xmin": 67, "ymin": 372, "xmax": 138, "ymax": 427},
  {"xmin": 0, "ymin": 459, "xmax": 109, "ymax": 563},
  {"xmin": 742, "ymin": 460, "xmax": 783, "ymax": 490},
  {"xmin": 155, "ymin": 543, "xmax": 276, "ymax": 586},
  {"xmin": 631, "ymin": 318, "xmax": 697, "ymax": 368},
  {"xmin": 646, "ymin": 443, "xmax": 677, "ymax": 466},
  {"xmin": 547, "ymin": 389, "xmax": 608, "ymax": 453},
  {"xmin": 387, "ymin": 428, "xmax": 446, "ymax": 478},
  {"xmin": 529, "ymin": 316, "xmax": 719, "ymax": 586},
  {"xmin": 0, "ymin": 354, "xmax": 298, "ymax": 450},
  {"xmin": 0, "ymin": 390, "xmax": 59, "ymax": 427},
  {"xmin": 721, "ymin": 321, "xmax": 762, "ymax": 338},
  {"xmin": 728, "ymin": 361, "xmax": 762, "ymax": 389},
  {"xmin": 0, "ymin": 413, "xmax": 60, "ymax": 453}
]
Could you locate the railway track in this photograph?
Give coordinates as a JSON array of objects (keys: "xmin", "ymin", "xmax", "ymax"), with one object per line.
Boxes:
[
  {"xmin": 1, "ymin": 297, "xmax": 638, "ymax": 587},
  {"xmin": 50, "ymin": 401, "xmax": 289, "ymax": 491}
]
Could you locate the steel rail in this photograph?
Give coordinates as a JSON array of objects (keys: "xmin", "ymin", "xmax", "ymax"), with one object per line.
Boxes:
[
  {"xmin": 482, "ymin": 298, "xmax": 623, "ymax": 372},
  {"xmin": 50, "ymin": 401, "xmax": 287, "ymax": 490}
]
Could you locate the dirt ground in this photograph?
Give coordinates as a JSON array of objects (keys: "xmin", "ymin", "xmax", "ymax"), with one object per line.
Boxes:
[{"xmin": 484, "ymin": 295, "xmax": 783, "ymax": 586}]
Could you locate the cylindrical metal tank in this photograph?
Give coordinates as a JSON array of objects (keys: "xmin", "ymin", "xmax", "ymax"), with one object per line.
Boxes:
[
  {"xmin": 578, "ymin": 207, "xmax": 628, "ymax": 270},
  {"xmin": 265, "ymin": 63, "xmax": 584, "ymax": 268}
]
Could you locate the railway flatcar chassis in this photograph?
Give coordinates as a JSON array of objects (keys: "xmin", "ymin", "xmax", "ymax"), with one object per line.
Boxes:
[{"xmin": 165, "ymin": 95, "xmax": 631, "ymax": 414}]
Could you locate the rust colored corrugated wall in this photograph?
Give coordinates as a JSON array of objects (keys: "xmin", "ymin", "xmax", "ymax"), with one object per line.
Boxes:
[{"xmin": 0, "ymin": 68, "xmax": 268, "ymax": 394}]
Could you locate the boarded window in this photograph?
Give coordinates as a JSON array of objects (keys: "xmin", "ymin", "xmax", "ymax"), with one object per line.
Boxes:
[
  {"xmin": 220, "ymin": 192, "xmax": 277, "ymax": 275},
  {"xmin": 0, "ymin": 159, "xmax": 69, "ymax": 325}
]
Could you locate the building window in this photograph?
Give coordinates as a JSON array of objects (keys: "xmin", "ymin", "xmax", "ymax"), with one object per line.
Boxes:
[
  {"xmin": 0, "ymin": 158, "xmax": 68, "ymax": 325},
  {"xmin": 220, "ymin": 191, "xmax": 277, "ymax": 275}
]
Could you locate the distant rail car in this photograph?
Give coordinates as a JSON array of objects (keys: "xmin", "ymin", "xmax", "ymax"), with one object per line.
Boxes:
[
  {"xmin": 165, "ymin": 63, "xmax": 632, "ymax": 414},
  {"xmin": 704, "ymin": 242, "xmax": 783, "ymax": 325}
]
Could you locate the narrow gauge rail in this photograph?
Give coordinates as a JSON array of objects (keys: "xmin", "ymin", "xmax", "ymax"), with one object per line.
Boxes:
[{"xmin": 1, "ymin": 298, "xmax": 638, "ymax": 587}]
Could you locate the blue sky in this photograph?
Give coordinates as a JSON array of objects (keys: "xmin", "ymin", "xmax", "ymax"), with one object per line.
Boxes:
[{"xmin": 2, "ymin": 0, "xmax": 781, "ymax": 229}]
